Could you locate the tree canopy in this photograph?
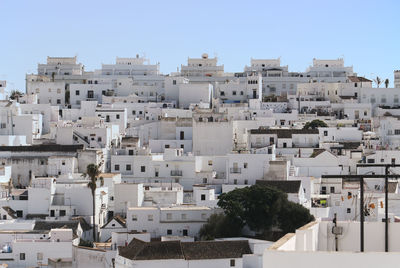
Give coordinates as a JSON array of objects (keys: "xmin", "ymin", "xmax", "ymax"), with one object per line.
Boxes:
[
  {"xmin": 199, "ymin": 185, "xmax": 314, "ymax": 240},
  {"xmin": 303, "ymin": 119, "xmax": 327, "ymax": 129}
]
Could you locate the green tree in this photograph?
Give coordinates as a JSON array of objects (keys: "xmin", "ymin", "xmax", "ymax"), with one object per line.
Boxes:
[
  {"xmin": 82, "ymin": 164, "xmax": 103, "ymax": 242},
  {"xmin": 10, "ymin": 90, "xmax": 23, "ymax": 101},
  {"xmin": 278, "ymin": 202, "xmax": 315, "ymax": 233},
  {"xmin": 199, "ymin": 213, "xmax": 243, "ymax": 240},
  {"xmin": 303, "ymin": 119, "xmax": 327, "ymax": 130},
  {"xmin": 385, "ymin": 78, "xmax": 389, "ymax": 88},
  {"xmin": 200, "ymin": 185, "xmax": 315, "ymax": 239},
  {"xmin": 374, "ymin": 76, "xmax": 382, "ymax": 88}
]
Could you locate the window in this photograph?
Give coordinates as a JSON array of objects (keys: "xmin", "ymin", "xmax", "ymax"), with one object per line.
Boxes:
[
  {"xmin": 75, "ymin": 90, "xmax": 80, "ymax": 95},
  {"xmin": 201, "ymin": 194, "xmax": 206, "ymax": 201},
  {"xmin": 126, "ymin": 164, "xmax": 131, "ymax": 171},
  {"xmin": 395, "ymin": 130, "xmax": 400, "ymax": 135},
  {"xmin": 180, "ymin": 144, "xmax": 184, "ymax": 149},
  {"xmin": 203, "ymin": 178, "xmax": 207, "ymax": 184},
  {"xmin": 244, "ymin": 179, "xmax": 248, "ymax": 185},
  {"xmin": 57, "ymin": 88, "xmax": 61, "ymax": 94},
  {"xmin": 208, "ymin": 160, "xmax": 213, "ymax": 166},
  {"xmin": 240, "ymin": 91, "xmax": 244, "ymax": 95},
  {"xmin": 20, "ymin": 253, "xmax": 25, "ymax": 260},
  {"xmin": 115, "ymin": 165, "xmax": 120, "ymax": 171},
  {"xmin": 183, "ymin": 229, "xmax": 188, "ymax": 236},
  {"xmin": 165, "ymin": 144, "xmax": 170, "ymax": 148},
  {"xmin": 116, "ymin": 114, "xmax": 120, "ymax": 119},
  {"xmin": 148, "ymin": 215, "xmax": 153, "ymax": 221},
  {"xmin": 16, "ymin": 210, "xmax": 23, "ymax": 218},
  {"xmin": 132, "ymin": 215, "xmax": 137, "ymax": 221},
  {"xmin": 220, "ymin": 91, "xmax": 225, "ymax": 96},
  {"xmin": 324, "ymin": 131, "xmax": 328, "ymax": 136},
  {"xmin": 62, "ymin": 161, "xmax": 65, "ymax": 166},
  {"xmin": 129, "ymin": 150, "xmax": 134, "ymax": 155},
  {"xmin": 48, "ymin": 88, "xmax": 52, "ymax": 92},
  {"xmin": 230, "ymin": 259, "xmax": 235, "ymax": 267},
  {"xmin": 98, "ymin": 137, "xmax": 102, "ymax": 142},
  {"xmin": 232, "ymin": 91, "xmax": 237, "ymax": 96},
  {"xmin": 57, "ymin": 99, "xmax": 61, "ymax": 104},
  {"xmin": 60, "ymin": 210, "xmax": 66, "ymax": 217},
  {"xmin": 367, "ymin": 159, "xmax": 375, "ymax": 163},
  {"xmin": 347, "ymin": 208, "xmax": 351, "ymax": 213},
  {"xmin": 181, "ymin": 214, "xmax": 186, "ymax": 220},
  {"xmin": 283, "ymin": 142, "xmax": 287, "ymax": 148},
  {"xmin": 141, "ymin": 166, "xmax": 146, "ymax": 172},
  {"xmin": 167, "ymin": 229, "xmax": 172, "ymax": 235},
  {"xmin": 330, "ymin": 187, "xmax": 335, "ymax": 194},
  {"xmin": 173, "ymin": 80, "xmax": 176, "ymax": 85},
  {"xmin": 234, "ymin": 179, "xmax": 237, "ymax": 185},
  {"xmin": 244, "ymin": 163, "xmax": 248, "ymax": 169},
  {"xmin": 167, "ymin": 213, "xmax": 172, "ymax": 220}
]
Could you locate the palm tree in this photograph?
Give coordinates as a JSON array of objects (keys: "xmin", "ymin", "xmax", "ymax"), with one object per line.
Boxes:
[
  {"xmin": 10, "ymin": 90, "xmax": 23, "ymax": 101},
  {"xmin": 82, "ymin": 164, "xmax": 103, "ymax": 242},
  {"xmin": 374, "ymin": 76, "xmax": 383, "ymax": 88},
  {"xmin": 385, "ymin": 79, "xmax": 389, "ymax": 88}
]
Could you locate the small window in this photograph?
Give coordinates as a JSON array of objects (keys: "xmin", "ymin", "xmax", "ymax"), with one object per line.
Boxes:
[
  {"xmin": 116, "ymin": 114, "xmax": 120, "ymax": 119},
  {"xmin": 203, "ymin": 178, "xmax": 207, "ymax": 184},
  {"xmin": 60, "ymin": 210, "xmax": 66, "ymax": 217},
  {"xmin": 132, "ymin": 215, "xmax": 137, "ymax": 221},
  {"xmin": 230, "ymin": 259, "xmax": 235, "ymax": 267},
  {"xmin": 167, "ymin": 229, "xmax": 172, "ymax": 235},
  {"xmin": 98, "ymin": 137, "xmax": 102, "ymax": 142},
  {"xmin": 62, "ymin": 161, "xmax": 65, "ymax": 166},
  {"xmin": 324, "ymin": 131, "xmax": 328, "ymax": 136},
  {"xmin": 208, "ymin": 160, "xmax": 212, "ymax": 166},
  {"xmin": 57, "ymin": 99, "xmax": 61, "ymax": 104},
  {"xmin": 201, "ymin": 194, "xmax": 206, "ymax": 201},
  {"xmin": 20, "ymin": 253, "xmax": 25, "ymax": 260},
  {"xmin": 165, "ymin": 144, "xmax": 170, "ymax": 149},
  {"xmin": 75, "ymin": 90, "xmax": 80, "ymax": 95},
  {"xmin": 141, "ymin": 166, "xmax": 146, "ymax": 172},
  {"xmin": 234, "ymin": 179, "xmax": 237, "ymax": 185},
  {"xmin": 232, "ymin": 91, "xmax": 237, "ymax": 95},
  {"xmin": 330, "ymin": 187, "xmax": 335, "ymax": 194},
  {"xmin": 126, "ymin": 164, "xmax": 131, "ymax": 171},
  {"xmin": 115, "ymin": 165, "xmax": 120, "ymax": 171},
  {"xmin": 244, "ymin": 179, "xmax": 248, "ymax": 185},
  {"xmin": 148, "ymin": 215, "xmax": 153, "ymax": 221},
  {"xmin": 243, "ymin": 163, "xmax": 248, "ymax": 169},
  {"xmin": 167, "ymin": 213, "xmax": 172, "ymax": 220},
  {"xmin": 347, "ymin": 208, "xmax": 351, "ymax": 213}
]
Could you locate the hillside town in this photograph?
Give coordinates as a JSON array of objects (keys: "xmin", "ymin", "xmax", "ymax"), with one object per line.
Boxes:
[{"xmin": 1, "ymin": 54, "xmax": 400, "ymax": 267}]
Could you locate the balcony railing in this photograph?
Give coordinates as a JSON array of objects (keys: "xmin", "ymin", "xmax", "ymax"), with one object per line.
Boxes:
[
  {"xmin": 230, "ymin": 168, "xmax": 241, "ymax": 174},
  {"xmin": 170, "ymin": 170, "xmax": 183, "ymax": 176}
]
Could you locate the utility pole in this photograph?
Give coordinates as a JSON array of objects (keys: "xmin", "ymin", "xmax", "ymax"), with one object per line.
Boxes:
[
  {"xmin": 356, "ymin": 163, "xmax": 400, "ymax": 252},
  {"xmin": 322, "ymin": 174, "xmax": 400, "ymax": 252}
]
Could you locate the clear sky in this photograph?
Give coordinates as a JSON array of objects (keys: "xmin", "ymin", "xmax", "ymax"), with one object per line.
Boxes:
[{"xmin": 1, "ymin": 0, "xmax": 399, "ymax": 91}]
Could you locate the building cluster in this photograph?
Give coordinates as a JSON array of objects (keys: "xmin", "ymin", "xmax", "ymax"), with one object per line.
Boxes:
[{"xmin": 0, "ymin": 54, "xmax": 399, "ymax": 267}]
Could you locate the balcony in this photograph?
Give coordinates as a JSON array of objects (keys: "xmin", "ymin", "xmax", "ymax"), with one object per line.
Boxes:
[
  {"xmin": 230, "ymin": 168, "xmax": 241, "ymax": 174},
  {"xmin": 170, "ymin": 170, "xmax": 183, "ymax": 176}
]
